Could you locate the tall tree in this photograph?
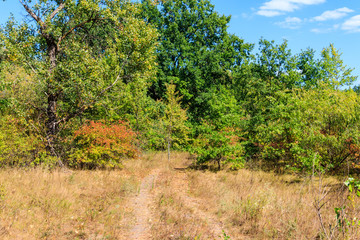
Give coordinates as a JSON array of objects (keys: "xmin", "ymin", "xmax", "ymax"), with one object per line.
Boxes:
[
  {"xmin": 141, "ymin": 0, "xmax": 253, "ymax": 120},
  {"xmin": 318, "ymin": 44, "xmax": 357, "ymax": 89},
  {"xmin": 163, "ymin": 82, "xmax": 188, "ymax": 162},
  {"xmin": 1, "ymin": 0, "xmax": 157, "ymax": 162},
  {"xmin": 297, "ymin": 44, "xmax": 357, "ymax": 89}
]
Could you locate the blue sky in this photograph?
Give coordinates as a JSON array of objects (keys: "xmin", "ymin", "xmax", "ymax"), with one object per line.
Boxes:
[
  {"xmin": 211, "ymin": 0, "xmax": 360, "ymax": 84},
  {"xmin": 1, "ymin": 0, "xmax": 360, "ymax": 84}
]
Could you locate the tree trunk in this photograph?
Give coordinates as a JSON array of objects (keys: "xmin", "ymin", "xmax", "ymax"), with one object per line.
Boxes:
[
  {"xmin": 45, "ymin": 42, "xmax": 60, "ymax": 160},
  {"xmin": 46, "ymin": 93, "xmax": 58, "ymax": 156},
  {"xmin": 167, "ymin": 137, "xmax": 171, "ymax": 163},
  {"xmin": 167, "ymin": 120, "xmax": 172, "ymax": 168}
]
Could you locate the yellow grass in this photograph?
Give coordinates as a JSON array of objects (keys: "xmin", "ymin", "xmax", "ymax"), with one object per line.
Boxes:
[
  {"xmin": 0, "ymin": 168, "xmax": 139, "ymax": 239},
  {"xmin": 0, "ymin": 152, "xmax": 359, "ymax": 239}
]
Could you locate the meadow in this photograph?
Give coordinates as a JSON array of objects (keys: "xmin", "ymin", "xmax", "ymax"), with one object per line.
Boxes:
[{"xmin": 0, "ymin": 152, "xmax": 358, "ymax": 239}]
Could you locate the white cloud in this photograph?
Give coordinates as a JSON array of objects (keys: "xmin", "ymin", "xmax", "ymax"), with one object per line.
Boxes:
[
  {"xmin": 261, "ymin": 0, "xmax": 298, "ymax": 12},
  {"xmin": 342, "ymin": 15, "xmax": 360, "ymax": 32},
  {"xmin": 313, "ymin": 7, "xmax": 354, "ymax": 21},
  {"xmin": 311, "ymin": 24, "xmax": 339, "ymax": 33},
  {"xmin": 257, "ymin": 10, "xmax": 283, "ymax": 17},
  {"xmin": 257, "ymin": 0, "xmax": 326, "ymax": 17},
  {"xmin": 276, "ymin": 17, "xmax": 302, "ymax": 29}
]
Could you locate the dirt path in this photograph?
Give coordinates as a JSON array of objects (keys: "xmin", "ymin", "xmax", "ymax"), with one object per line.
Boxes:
[
  {"xmin": 123, "ymin": 155, "xmax": 227, "ymax": 239},
  {"xmin": 128, "ymin": 171, "xmax": 158, "ymax": 239},
  {"xmin": 172, "ymin": 172, "xmax": 225, "ymax": 238}
]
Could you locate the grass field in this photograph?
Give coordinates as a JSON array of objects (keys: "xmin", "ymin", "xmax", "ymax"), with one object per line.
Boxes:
[{"xmin": 0, "ymin": 152, "xmax": 359, "ymax": 239}]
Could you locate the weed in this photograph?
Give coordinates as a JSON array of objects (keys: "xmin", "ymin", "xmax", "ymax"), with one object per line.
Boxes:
[{"xmin": 221, "ymin": 230, "xmax": 231, "ymax": 240}]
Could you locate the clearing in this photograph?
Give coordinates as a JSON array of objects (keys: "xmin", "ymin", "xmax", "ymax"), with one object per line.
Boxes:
[{"xmin": 0, "ymin": 152, "xmax": 358, "ymax": 239}]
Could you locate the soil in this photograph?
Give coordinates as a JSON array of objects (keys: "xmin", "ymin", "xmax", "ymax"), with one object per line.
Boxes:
[{"xmin": 124, "ymin": 161, "xmax": 226, "ymax": 239}]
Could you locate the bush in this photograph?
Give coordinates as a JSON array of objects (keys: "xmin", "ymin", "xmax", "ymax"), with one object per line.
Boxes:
[
  {"xmin": 68, "ymin": 120, "xmax": 138, "ymax": 168},
  {"xmin": 0, "ymin": 115, "xmax": 45, "ymax": 167},
  {"xmin": 191, "ymin": 122, "xmax": 245, "ymax": 170},
  {"xmin": 256, "ymin": 89, "xmax": 360, "ymax": 172}
]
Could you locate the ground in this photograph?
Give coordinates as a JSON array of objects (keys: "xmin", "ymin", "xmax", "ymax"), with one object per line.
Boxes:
[{"xmin": 0, "ymin": 152, "xmax": 359, "ymax": 239}]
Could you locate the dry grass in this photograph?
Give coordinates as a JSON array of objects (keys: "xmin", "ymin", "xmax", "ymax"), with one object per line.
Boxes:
[
  {"xmin": 150, "ymin": 152, "xmax": 226, "ymax": 239},
  {"xmin": 146, "ymin": 152, "xmax": 360, "ymax": 239},
  {"xmin": 0, "ymin": 152, "xmax": 359, "ymax": 239},
  {"xmin": 0, "ymin": 168, "xmax": 139, "ymax": 239},
  {"xmin": 186, "ymin": 168, "xmax": 360, "ymax": 239}
]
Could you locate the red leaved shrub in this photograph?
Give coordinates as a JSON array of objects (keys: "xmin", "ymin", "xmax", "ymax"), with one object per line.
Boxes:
[{"xmin": 69, "ymin": 120, "xmax": 138, "ymax": 168}]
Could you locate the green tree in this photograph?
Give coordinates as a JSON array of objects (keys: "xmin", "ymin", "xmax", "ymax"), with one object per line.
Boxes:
[
  {"xmin": 255, "ymin": 38, "xmax": 299, "ymax": 90},
  {"xmin": 191, "ymin": 122, "xmax": 245, "ymax": 170},
  {"xmin": 296, "ymin": 44, "xmax": 356, "ymax": 89},
  {"xmin": 318, "ymin": 44, "xmax": 357, "ymax": 89},
  {"xmin": 141, "ymin": 0, "xmax": 253, "ymax": 120},
  {"xmin": 163, "ymin": 82, "xmax": 189, "ymax": 162},
  {"xmin": 353, "ymin": 85, "xmax": 360, "ymax": 95},
  {"xmin": 235, "ymin": 39, "xmax": 299, "ymax": 140},
  {"xmin": 256, "ymin": 89, "xmax": 360, "ymax": 172},
  {"xmin": 190, "ymin": 86, "xmax": 246, "ymax": 170},
  {"xmin": 236, "ymin": 40, "xmax": 357, "ymax": 159},
  {"xmin": 1, "ymin": 0, "xmax": 157, "ymax": 163},
  {"xmin": 296, "ymin": 48, "xmax": 321, "ymax": 88}
]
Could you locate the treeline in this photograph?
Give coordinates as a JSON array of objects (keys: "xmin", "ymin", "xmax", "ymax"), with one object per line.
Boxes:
[{"xmin": 0, "ymin": 0, "xmax": 359, "ymax": 173}]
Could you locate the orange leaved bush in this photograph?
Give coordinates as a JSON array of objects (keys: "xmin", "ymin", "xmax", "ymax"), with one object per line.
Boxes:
[{"xmin": 69, "ymin": 120, "xmax": 138, "ymax": 168}]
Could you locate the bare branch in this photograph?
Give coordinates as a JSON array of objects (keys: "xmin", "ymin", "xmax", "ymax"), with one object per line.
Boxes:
[
  {"xmin": 98, "ymin": 70, "xmax": 122, "ymax": 96},
  {"xmin": 19, "ymin": 0, "xmax": 55, "ymax": 42},
  {"xmin": 19, "ymin": 0, "xmax": 44, "ymax": 26},
  {"xmin": 49, "ymin": 2, "xmax": 65, "ymax": 21}
]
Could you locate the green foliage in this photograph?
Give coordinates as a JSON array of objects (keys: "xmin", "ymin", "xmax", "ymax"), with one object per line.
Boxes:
[
  {"xmin": 345, "ymin": 178, "xmax": 360, "ymax": 197},
  {"xmin": 318, "ymin": 44, "xmax": 357, "ymax": 89},
  {"xmin": 189, "ymin": 85, "xmax": 246, "ymax": 169},
  {"xmin": 1, "ymin": 0, "xmax": 158, "ymax": 157},
  {"xmin": 221, "ymin": 230, "xmax": 231, "ymax": 240},
  {"xmin": 0, "ymin": 116, "xmax": 46, "ymax": 167},
  {"xmin": 163, "ymin": 82, "xmax": 189, "ymax": 150},
  {"xmin": 197, "ymin": 86, "xmax": 243, "ymax": 128},
  {"xmin": 0, "ymin": 0, "xmax": 358, "ymax": 175},
  {"xmin": 131, "ymin": 82, "xmax": 190, "ymax": 151},
  {"xmin": 69, "ymin": 120, "xmax": 138, "ymax": 169},
  {"xmin": 256, "ymin": 89, "xmax": 360, "ymax": 172},
  {"xmin": 191, "ymin": 123, "xmax": 245, "ymax": 170},
  {"xmin": 255, "ymin": 39, "xmax": 299, "ymax": 90},
  {"xmin": 141, "ymin": 0, "xmax": 253, "ymax": 120},
  {"xmin": 333, "ymin": 178, "xmax": 360, "ymax": 236}
]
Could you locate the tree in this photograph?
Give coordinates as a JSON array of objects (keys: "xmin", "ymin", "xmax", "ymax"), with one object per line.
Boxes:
[
  {"xmin": 141, "ymin": 0, "xmax": 253, "ymax": 120},
  {"xmin": 296, "ymin": 48, "xmax": 321, "ymax": 88},
  {"xmin": 255, "ymin": 38, "xmax": 299, "ymax": 90},
  {"xmin": 1, "ymin": 0, "xmax": 157, "ymax": 163},
  {"xmin": 256, "ymin": 89, "xmax": 360, "ymax": 172},
  {"xmin": 296, "ymin": 44, "xmax": 357, "ymax": 89},
  {"xmin": 235, "ymin": 40, "xmax": 357, "ymax": 159},
  {"xmin": 190, "ymin": 86, "xmax": 246, "ymax": 170},
  {"xmin": 163, "ymin": 82, "xmax": 189, "ymax": 162},
  {"xmin": 318, "ymin": 44, "xmax": 357, "ymax": 89},
  {"xmin": 69, "ymin": 120, "xmax": 137, "ymax": 169}
]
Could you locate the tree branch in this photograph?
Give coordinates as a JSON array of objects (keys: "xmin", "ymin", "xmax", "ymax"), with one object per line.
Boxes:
[
  {"xmin": 49, "ymin": 2, "xmax": 65, "ymax": 21},
  {"xmin": 19, "ymin": 0, "xmax": 44, "ymax": 26},
  {"xmin": 57, "ymin": 14, "xmax": 100, "ymax": 48},
  {"xmin": 56, "ymin": 56, "xmax": 130, "ymax": 131},
  {"xmin": 19, "ymin": 0, "xmax": 55, "ymax": 42},
  {"xmin": 57, "ymin": 71, "xmax": 123, "ymax": 126}
]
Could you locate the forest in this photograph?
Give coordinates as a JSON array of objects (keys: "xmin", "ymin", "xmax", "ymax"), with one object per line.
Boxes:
[{"xmin": 1, "ymin": 0, "xmax": 360, "ymax": 239}]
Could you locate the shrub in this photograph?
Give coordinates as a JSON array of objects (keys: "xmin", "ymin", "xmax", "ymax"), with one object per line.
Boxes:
[
  {"xmin": 0, "ymin": 115, "xmax": 44, "ymax": 167},
  {"xmin": 256, "ymin": 89, "xmax": 360, "ymax": 172},
  {"xmin": 69, "ymin": 120, "xmax": 137, "ymax": 168},
  {"xmin": 191, "ymin": 122, "xmax": 245, "ymax": 170}
]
